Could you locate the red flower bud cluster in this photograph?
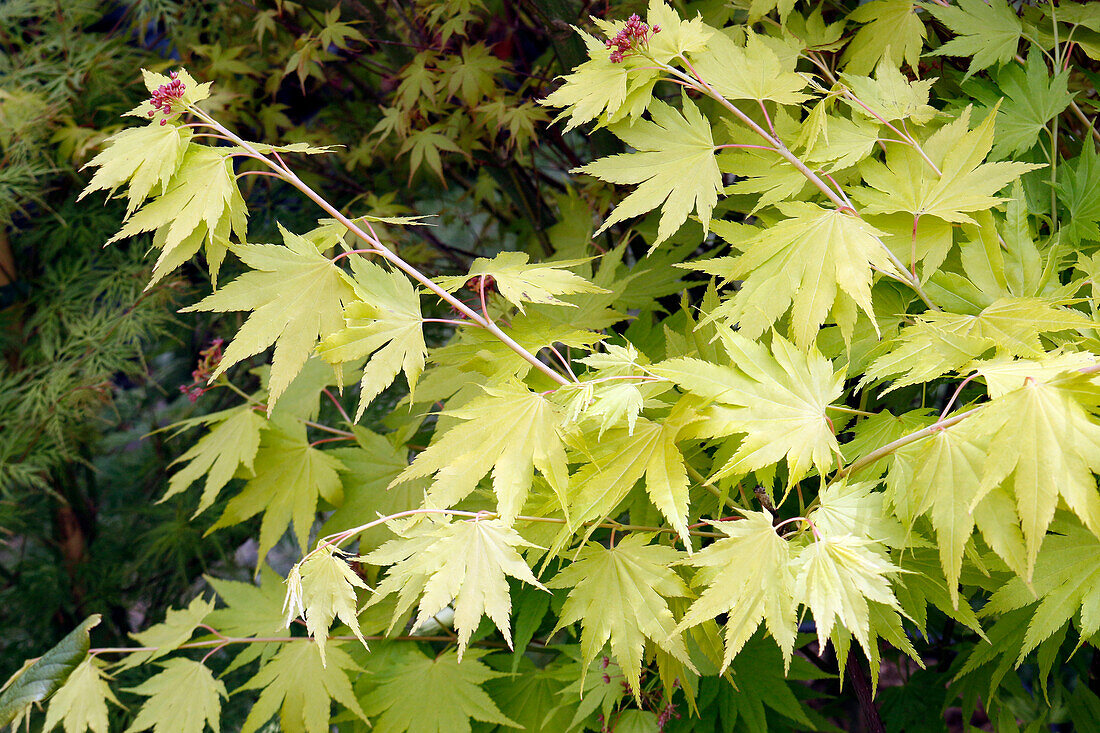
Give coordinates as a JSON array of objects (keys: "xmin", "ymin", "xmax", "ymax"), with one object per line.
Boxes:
[
  {"xmin": 605, "ymin": 14, "xmax": 660, "ymax": 63},
  {"xmin": 147, "ymin": 70, "xmax": 186, "ymax": 126},
  {"xmin": 179, "ymin": 338, "xmax": 224, "ymax": 402}
]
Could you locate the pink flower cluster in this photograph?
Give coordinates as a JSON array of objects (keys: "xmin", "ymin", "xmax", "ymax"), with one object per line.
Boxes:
[
  {"xmin": 605, "ymin": 14, "xmax": 660, "ymax": 63},
  {"xmin": 179, "ymin": 338, "xmax": 224, "ymax": 402},
  {"xmin": 147, "ymin": 71, "xmax": 186, "ymax": 125}
]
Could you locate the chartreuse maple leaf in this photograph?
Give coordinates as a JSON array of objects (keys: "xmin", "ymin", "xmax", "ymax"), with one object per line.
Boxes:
[
  {"xmin": 361, "ymin": 645, "xmax": 518, "ymax": 733},
  {"xmin": 119, "ymin": 597, "xmax": 214, "ymax": 671},
  {"xmin": 927, "ymin": 0, "xmax": 1023, "ymax": 79},
  {"xmin": 43, "ymin": 658, "xmax": 119, "ymax": 733},
  {"xmin": 983, "ymin": 518, "xmax": 1100, "ymax": 664},
  {"xmin": 440, "ymin": 43, "xmax": 503, "ymax": 106},
  {"xmin": 985, "ymin": 47, "xmax": 1074, "ymax": 158},
  {"xmin": 792, "ymin": 534, "xmax": 905, "ymax": 659},
  {"xmin": 857, "ymin": 106, "xmax": 1042, "ymax": 225},
  {"xmin": 560, "ymin": 343, "xmax": 660, "ymax": 437},
  {"xmin": 435, "ymin": 251, "xmax": 608, "ymax": 313},
  {"xmin": 283, "ymin": 546, "xmax": 370, "ymax": 666},
  {"xmin": 677, "ymin": 512, "xmax": 797, "ymax": 671},
  {"xmin": 686, "ymin": 202, "xmax": 898, "ymax": 347},
  {"xmin": 105, "ymin": 144, "xmax": 246, "ymax": 286},
  {"xmin": 968, "ymin": 374, "xmax": 1100, "ymax": 577},
  {"xmin": 547, "ymin": 535, "xmax": 693, "ymax": 696},
  {"xmin": 688, "ymin": 30, "xmax": 809, "ymax": 105},
  {"xmin": 636, "ymin": 0, "xmax": 711, "ymax": 64},
  {"xmin": 364, "ymin": 518, "xmax": 546, "ymax": 658},
  {"xmin": 885, "ymin": 428, "xmax": 1026, "ymax": 606},
  {"xmin": 124, "ymin": 659, "xmax": 226, "ymax": 733},
  {"xmin": 863, "ymin": 297, "xmax": 1094, "ymax": 391},
  {"xmin": 321, "ymin": 427, "xmax": 427, "ymax": 552},
  {"xmin": 127, "ymin": 69, "xmax": 212, "ymax": 119},
  {"xmin": 576, "ymin": 96, "xmax": 721, "ymax": 247},
  {"xmin": 558, "ymin": 405, "xmax": 699, "ymax": 549},
  {"xmin": 205, "ymin": 565, "xmax": 289, "ymax": 673},
  {"xmin": 160, "ymin": 405, "xmax": 266, "ymax": 514},
  {"xmin": 390, "ymin": 381, "xmax": 567, "ymax": 522},
  {"xmin": 78, "ymin": 123, "xmax": 192, "ymax": 215},
  {"xmin": 1056, "ymin": 135, "xmax": 1100, "ymax": 246},
  {"xmin": 239, "ymin": 642, "xmax": 366, "ymax": 733},
  {"xmin": 209, "ymin": 421, "xmax": 345, "ymax": 560},
  {"xmin": 840, "ymin": 59, "xmax": 937, "ymax": 125},
  {"xmin": 841, "ymin": 0, "xmax": 926, "ymax": 74},
  {"xmin": 541, "ymin": 28, "xmax": 659, "ymax": 132},
  {"xmin": 653, "ymin": 329, "xmax": 843, "ymax": 485},
  {"xmin": 810, "ymin": 480, "xmax": 907, "ymax": 549},
  {"xmin": 316, "ymin": 258, "xmax": 425, "ymax": 420},
  {"xmin": 183, "ymin": 225, "xmax": 355, "ymax": 411}
]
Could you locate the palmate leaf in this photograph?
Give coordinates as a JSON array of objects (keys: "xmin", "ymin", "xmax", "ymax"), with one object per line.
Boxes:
[
  {"xmin": 983, "ymin": 518, "xmax": 1100, "ymax": 664},
  {"xmin": 119, "ymin": 598, "xmax": 213, "ymax": 671},
  {"xmin": 677, "ymin": 512, "xmax": 798, "ymax": 671},
  {"xmin": 863, "ymin": 296, "xmax": 1094, "ymax": 391},
  {"xmin": 968, "ymin": 374, "xmax": 1100, "ymax": 577},
  {"xmin": 183, "ymin": 225, "xmax": 355, "ymax": 411},
  {"xmin": 161, "ymin": 405, "xmax": 267, "ymax": 514},
  {"xmin": 43, "ymin": 658, "xmax": 120, "ymax": 733},
  {"xmin": 540, "ymin": 29, "xmax": 659, "ymax": 132},
  {"xmin": 209, "ymin": 422, "xmax": 344, "ymax": 561},
  {"xmin": 577, "ymin": 95, "xmax": 721, "ymax": 247},
  {"xmin": 792, "ymin": 534, "xmax": 905, "ymax": 658},
  {"xmin": 636, "ymin": 0, "xmax": 712, "ymax": 65},
  {"xmin": 548, "ymin": 535, "xmax": 693, "ymax": 695},
  {"xmin": 886, "ymin": 428, "xmax": 1027, "ymax": 605},
  {"xmin": 124, "ymin": 660, "xmax": 225, "ymax": 733},
  {"xmin": 1056, "ymin": 135, "xmax": 1100, "ymax": 245},
  {"xmin": 78, "ymin": 122, "xmax": 192, "ymax": 216},
  {"xmin": 688, "ymin": 30, "xmax": 809, "ymax": 105},
  {"xmin": 654, "ymin": 329, "xmax": 843, "ymax": 485},
  {"xmin": 106, "ymin": 145, "xmax": 247, "ymax": 286},
  {"xmin": 364, "ymin": 518, "xmax": 546, "ymax": 658},
  {"xmin": 0, "ymin": 616, "xmax": 100, "ymax": 729},
  {"xmin": 840, "ymin": 60, "xmax": 938, "ymax": 125},
  {"xmin": 435, "ymin": 251, "xmax": 608, "ymax": 313},
  {"xmin": 927, "ymin": 0, "xmax": 1023, "ymax": 79},
  {"xmin": 856, "ymin": 106, "xmax": 1042, "ymax": 225},
  {"xmin": 316, "ymin": 258, "xmax": 426, "ymax": 420},
  {"xmin": 559, "ymin": 407, "xmax": 699, "ymax": 548},
  {"xmin": 390, "ymin": 381, "xmax": 567, "ymax": 523},
  {"xmin": 686, "ymin": 202, "xmax": 898, "ymax": 347},
  {"xmin": 361, "ymin": 645, "xmax": 518, "ymax": 733},
  {"xmin": 205, "ymin": 565, "xmax": 289, "ymax": 673},
  {"xmin": 841, "ymin": 0, "xmax": 926, "ymax": 74},
  {"xmin": 320, "ymin": 427, "xmax": 426, "ymax": 552},
  {"xmin": 239, "ymin": 643, "xmax": 366, "ymax": 733},
  {"xmin": 986, "ymin": 47, "xmax": 1074, "ymax": 158},
  {"xmin": 284, "ymin": 546, "xmax": 370, "ymax": 666}
]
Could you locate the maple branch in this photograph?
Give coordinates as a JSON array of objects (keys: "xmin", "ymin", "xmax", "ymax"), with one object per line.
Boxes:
[
  {"xmin": 88, "ymin": 633, "xmax": 548, "ymax": 657},
  {"xmin": 834, "ymin": 407, "xmax": 983, "ymax": 479},
  {"xmin": 185, "ymin": 106, "xmax": 573, "ymax": 388},
  {"xmin": 664, "ymin": 59, "xmax": 941, "ymax": 312},
  {"xmin": 313, "ymin": 508, "xmax": 726, "ymax": 561}
]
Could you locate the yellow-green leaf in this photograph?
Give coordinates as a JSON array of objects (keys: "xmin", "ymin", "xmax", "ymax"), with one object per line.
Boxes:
[
  {"xmin": 577, "ymin": 95, "xmax": 721, "ymax": 247},
  {"xmin": 548, "ymin": 535, "xmax": 693, "ymax": 695},
  {"xmin": 317, "ymin": 258, "xmax": 425, "ymax": 419},
  {"xmin": 124, "ymin": 660, "xmax": 225, "ymax": 733},
  {"xmin": 364, "ymin": 518, "xmax": 546, "ymax": 658},
  {"xmin": 182, "ymin": 225, "xmax": 355, "ymax": 411}
]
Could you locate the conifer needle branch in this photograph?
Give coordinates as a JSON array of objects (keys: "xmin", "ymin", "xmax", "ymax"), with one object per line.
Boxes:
[{"xmin": 185, "ymin": 106, "xmax": 573, "ymax": 387}]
